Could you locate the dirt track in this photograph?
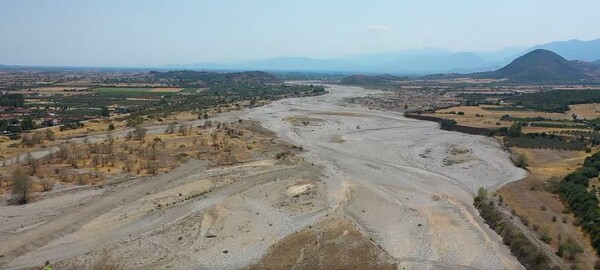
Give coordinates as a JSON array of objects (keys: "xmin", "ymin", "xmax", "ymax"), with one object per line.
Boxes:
[{"xmin": 0, "ymin": 84, "xmax": 526, "ymax": 269}]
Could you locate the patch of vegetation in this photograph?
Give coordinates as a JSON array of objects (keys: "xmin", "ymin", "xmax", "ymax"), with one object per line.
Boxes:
[
  {"xmin": 439, "ymin": 119, "xmax": 457, "ymax": 130},
  {"xmin": 512, "ymin": 153, "xmax": 528, "ymax": 168}
]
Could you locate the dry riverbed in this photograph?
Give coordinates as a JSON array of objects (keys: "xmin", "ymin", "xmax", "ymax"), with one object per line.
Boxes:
[{"xmin": 0, "ymin": 84, "xmax": 526, "ymax": 269}]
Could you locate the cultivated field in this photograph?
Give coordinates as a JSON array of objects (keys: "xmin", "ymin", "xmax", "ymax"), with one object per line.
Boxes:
[{"xmin": 148, "ymin": 87, "xmax": 183, "ymax": 93}]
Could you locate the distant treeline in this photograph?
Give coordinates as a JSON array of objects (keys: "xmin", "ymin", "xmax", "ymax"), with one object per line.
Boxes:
[
  {"xmin": 505, "ymin": 134, "xmax": 590, "ymax": 151},
  {"xmin": 150, "ymin": 70, "xmax": 282, "ymax": 87}
]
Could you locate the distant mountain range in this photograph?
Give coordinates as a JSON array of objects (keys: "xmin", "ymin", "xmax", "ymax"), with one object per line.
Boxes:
[
  {"xmin": 528, "ymin": 39, "xmax": 600, "ymax": 62},
  {"xmin": 168, "ymin": 38, "xmax": 600, "ymax": 74},
  {"xmin": 342, "ymin": 49, "xmax": 600, "ymax": 83},
  {"xmin": 2, "ymin": 38, "xmax": 600, "ymax": 75}
]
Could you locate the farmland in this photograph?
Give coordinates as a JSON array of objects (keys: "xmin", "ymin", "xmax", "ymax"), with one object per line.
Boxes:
[{"xmin": 93, "ymin": 87, "xmax": 183, "ymax": 93}]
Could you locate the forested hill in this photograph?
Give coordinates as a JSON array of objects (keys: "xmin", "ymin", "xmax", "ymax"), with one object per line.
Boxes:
[{"xmin": 473, "ymin": 49, "xmax": 588, "ymax": 83}]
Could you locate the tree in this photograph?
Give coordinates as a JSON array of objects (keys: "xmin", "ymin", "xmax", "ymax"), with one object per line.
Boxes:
[
  {"xmin": 21, "ymin": 134, "xmax": 34, "ymax": 146},
  {"xmin": 474, "ymin": 187, "xmax": 488, "ymax": 207},
  {"xmin": 513, "ymin": 153, "xmax": 528, "ymax": 168},
  {"xmin": 108, "ymin": 123, "xmax": 115, "ymax": 131},
  {"xmin": 101, "ymin": 106, "xmax": 110, "ymax": 118},
  {"xmin": 32, "ymin": 131, "xmax": 44, "ymax": 144},
  {"xmin": 440, "ymin": 119, "xmax": 457, "ymax": 130},
  {"xmin": 178, "ymin": 124, "xmax": 187, "ymax": 136},
  {"xmin": 508, "ymin": 123, "xmax": 522, "ymax": 137},
  {"xmin": 21, "ymin": 116, "xmax": 35, "ymax": 131},
  {"xmin": 165, "ymin": 123, "xmax": 176, "ymax": 134},
  {"xmin": 558, "ymin": 240, "xmax": 583, "ymax": 260},
  {"xmin": 12, "ymin": 168, "xmax": 32, "ymax": 204},
  {"xmin": 132, "ymin": 126, "xmax": 147, "ymax": 141},
  {"xmin": 28, "ymin": 156, "xmax": 39, "ymax": 176},
  {"xmin": 44, "ymin": 129, "xmax": 55, "ymax": 140},
  {"xmin": 579, "ymin": 166, "xmax": 599, "ymax": 178}
]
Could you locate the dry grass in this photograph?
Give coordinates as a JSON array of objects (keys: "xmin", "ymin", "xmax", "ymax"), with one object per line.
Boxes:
[
  {"xmin": 569, "ymin": 103, "xmax": 600, "ymax": 120},
  {"xmin": 0, "ymin": 120, "xmax": 128, "ymax": 159}
]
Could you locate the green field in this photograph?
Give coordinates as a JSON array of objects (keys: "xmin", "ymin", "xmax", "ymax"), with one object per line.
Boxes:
[{"xmin": 182, "ymin": 87, "xmax": 199, "ymax": 93}]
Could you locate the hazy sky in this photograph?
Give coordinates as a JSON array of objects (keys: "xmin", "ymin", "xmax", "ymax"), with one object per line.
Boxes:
[{"xmin": 1, "ymin": 0, "xmax": 599, "ymax": 66}]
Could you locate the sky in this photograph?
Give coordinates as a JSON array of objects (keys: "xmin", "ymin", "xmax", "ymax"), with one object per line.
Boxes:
[{"xmin": 1, "ymin": 0, "xmax": 600, "ymax": 67}]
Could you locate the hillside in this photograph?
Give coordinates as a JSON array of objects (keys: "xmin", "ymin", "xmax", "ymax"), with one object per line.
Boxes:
[{"xmin": 474, "ymin": 49, "xmax": 588, "ymax": 82}]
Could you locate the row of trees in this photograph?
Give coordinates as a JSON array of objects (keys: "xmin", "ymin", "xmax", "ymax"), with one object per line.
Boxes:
[{"xmin": 474, "ymin": 188, "xmax": 552, "ymax": 269}]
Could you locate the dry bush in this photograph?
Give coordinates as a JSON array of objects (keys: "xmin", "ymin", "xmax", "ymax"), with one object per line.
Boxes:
[
  {"xmin": 40, "ymin": 177, "xmax": 53, "ymax": 192},
  {"xmin": 12, "ymin": 167, "xmax": 32, "ymax": 204}
]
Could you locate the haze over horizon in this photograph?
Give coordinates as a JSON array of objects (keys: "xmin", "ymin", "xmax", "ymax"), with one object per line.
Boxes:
[{"xmin": 1, "ymin": 0, "xmax": 600, "ymax": 67}]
